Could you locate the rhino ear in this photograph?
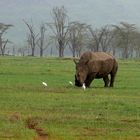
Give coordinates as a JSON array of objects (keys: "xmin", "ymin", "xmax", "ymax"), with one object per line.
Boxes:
[
  {"xmin": 73, "ymin": 59, "xmax": 79, "ymax": 65},
  {"xmin": 85, "ymin": 60, "xmax": 89, "ymax": 65}
]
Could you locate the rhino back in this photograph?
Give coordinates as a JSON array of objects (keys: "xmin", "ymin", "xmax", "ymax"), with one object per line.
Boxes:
[
  {"xmin": 79, "ymin": 51, "xmax": 114, "ymax": 63},
  {"xmin": 88, "ymin": 58, "xmax": 115, "ymax": 75},
  {"xmin": 79, "ymin": 51, "xmax": 117, "ymax": 76}
]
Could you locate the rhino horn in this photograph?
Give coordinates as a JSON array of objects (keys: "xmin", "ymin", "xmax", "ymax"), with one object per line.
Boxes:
[{"xmin": 73, "ymin": 59, "xmax": 79, "ymax": 64}]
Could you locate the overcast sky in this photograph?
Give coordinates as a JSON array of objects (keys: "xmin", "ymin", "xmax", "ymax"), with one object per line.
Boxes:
[{"xmin": 1, "ymin": 0, "xmax": 140, "ymax": 45}]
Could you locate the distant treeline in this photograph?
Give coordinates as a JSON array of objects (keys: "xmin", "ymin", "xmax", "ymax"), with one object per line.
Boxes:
[{"xmin": 0, "ymin": 6, "xmax": 140, "ymax": 58}]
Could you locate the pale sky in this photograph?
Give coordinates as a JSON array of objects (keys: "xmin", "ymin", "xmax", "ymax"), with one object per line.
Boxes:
[{"xmin": 0, "ymin": 0, "xmax": 140, "ymax": 45}]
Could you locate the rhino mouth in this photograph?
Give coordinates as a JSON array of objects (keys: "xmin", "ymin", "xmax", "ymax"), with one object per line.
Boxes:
[
  {"xmin": 75, "ymin": 75, "xmax": 83, "ymax": 87},
  {"xmin": 75, "ymin": 81, "xmax": 82, "ymax": 87}
]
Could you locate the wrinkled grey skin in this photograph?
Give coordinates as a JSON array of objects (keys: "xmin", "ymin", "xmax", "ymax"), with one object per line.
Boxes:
[{"xmin": 74, "ymin": 51, "xmax": 118, "ymax": 88}]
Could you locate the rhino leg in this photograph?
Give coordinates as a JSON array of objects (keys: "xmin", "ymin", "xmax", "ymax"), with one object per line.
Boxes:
[
  {"xmin": 110, "ymin": 74, "xmax": 115, "ymax": 87},
  {"xmin": 110, "ymin": 71, "xmax": 117, "ymax": 87},
  {"xmin": 85, "ymin": 78, "xmax": 93, "ymax": 87},
  {"xmin": 85, "ymin": 74, "xmax": 95, "ymax": 87},
  {"xmin": 103, "ymin": 76, "xmax": 109, "ymax": 87},
  {"xmin": 110, "ymin": 63, "xmax": 118, "ymax": 87}
]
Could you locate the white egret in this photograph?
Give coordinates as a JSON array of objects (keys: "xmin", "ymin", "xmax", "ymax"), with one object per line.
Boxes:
[
  {"xmin": 82, "ymin": 83, "xmax": 86, "ymax": 90},
  {"xmin": 69, "ymin": 81, "xmax": 73, "ymax": 86},
  {"xmin": 42, "ymin": 82, "xmax": 47, "ymax": 87}
]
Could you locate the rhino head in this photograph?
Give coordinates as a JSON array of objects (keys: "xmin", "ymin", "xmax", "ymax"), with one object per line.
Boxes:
[{"xmin": 74, "ymin": 59, "xmax": 89, "ymax": 87}]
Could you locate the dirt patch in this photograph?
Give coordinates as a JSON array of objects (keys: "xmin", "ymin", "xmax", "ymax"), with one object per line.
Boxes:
[
  {"xmin": 8, "ymin": 112, "xmax": 21, "ymax": 122},
  {"xmin": 111, "ymin": 128, "xmax": 125, "ymax": 132},
  {"xmin": 120, "ymin": 119, "xmax": 139, "ymax": 123},
  {"xmin": 25, "ymin": 115, "xmax": 49, "ymax": 140},
  {"xmin": 45, "ymin": 87, "xmax": 67, "ymax": 93},
  {"xmin": 33, "ymin": 133, "xmax": 48, "ymax": 140},
  {"xmin": 82, "ymin": 127, "xmax": 107, "ymax": 136},
  {"xmin": 0, "ymin": 135, "xmax": 17, "ymax": 139}
]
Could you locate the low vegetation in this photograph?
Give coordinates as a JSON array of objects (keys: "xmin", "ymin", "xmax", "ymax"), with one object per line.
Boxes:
[{"xmin": 0, "ymin": 57, "xmax": 140, "ymax": 140}]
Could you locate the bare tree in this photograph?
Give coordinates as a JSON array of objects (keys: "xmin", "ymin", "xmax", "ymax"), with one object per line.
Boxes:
[
  {"xmin": 68, "ymin": 22, "xmax": 89, "ymax": 57},
  {"xmin": 132, "ymin": 31, "xmax": 140, "ymax": 58},
  {"xmin": 48, "ymin": 6, "xmax": 69, "ymax": 57},
  {"xmin": 11, "ymin": 45, "xmax": 16, "ymax": 56},
  {"xmin": 88, "ymin": 27, "xmax": 104, "ymax": 52},
  {"xmin": 37, "ymin": 23, "xmax": 50, "ymax": 57},
  {"xmin": 23, "ymin": 20, "xmax": 38, "ymax": 56},
  {"xmin": 100, "ymin": 25, "xmax": 114, "ymax": 52},
  {"xmin": 135, "ymin": 44, "xmax": 140, "ymax": 58},
  {"xmin": 113, "ymin": 22, "xmax": 136, "ymax": 58},
  {"xmin": 17, "ymin": 47, "xmax": 25, "ymax": 56},
  {"xmin": 0, "ymin": 23, "xmax": 13, "ymax": 55}
]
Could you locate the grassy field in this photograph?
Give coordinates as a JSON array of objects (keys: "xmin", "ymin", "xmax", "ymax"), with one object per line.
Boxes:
[{"xmin": 0, "ymin": 57, "xmax": 140, "ymax": 140}]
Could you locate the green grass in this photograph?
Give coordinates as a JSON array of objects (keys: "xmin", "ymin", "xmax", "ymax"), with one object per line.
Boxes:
[{"xmin": 0, "ymin": 57, "xmax": 140, "ymax": 140}]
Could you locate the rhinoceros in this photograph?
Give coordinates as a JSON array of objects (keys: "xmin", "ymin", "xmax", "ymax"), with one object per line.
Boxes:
[{"xmin": 74, "ymin": 51, "xmax": 118, "ymax": 88}]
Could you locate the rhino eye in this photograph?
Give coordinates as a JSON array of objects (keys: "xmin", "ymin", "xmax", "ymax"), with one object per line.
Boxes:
[{"xmin": 77, "ymin": 73, "xmax": 80, "ymax": 77}]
